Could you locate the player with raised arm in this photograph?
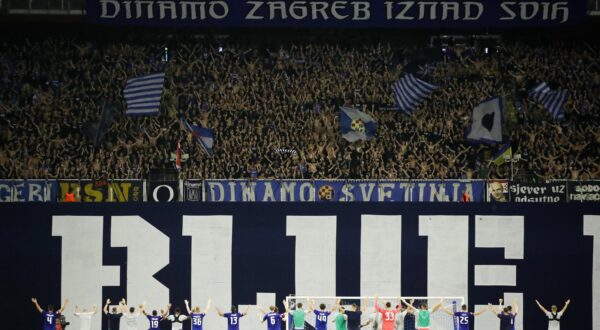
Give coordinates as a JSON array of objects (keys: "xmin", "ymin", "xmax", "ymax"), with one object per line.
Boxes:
[
  {"xmin": 122, "ymin": 299, "xmax": 143, "ymax": 330},
  {"xmin": 374, "ymin": 295, "xmax": 402, "ymax": 330},
  {"xmin": 393, "ymin": 299, "xmax": 415, "ymax": 330},
  {"xmin": 360, "ymin": 298, "xmax": 382, "ymax": 330},
  {"xmin": 343, "ymin": 302, "xmax": 365, "ymax": 330},
  {"xmin": 284, "ymin": 298, "xmax": 311, "ymax": 330},
  {"xmin": 73, "ymin": 304, "xmax": 98, "ymax": 330},
  {"xmin": 440, "ymin": 301, "xmax": 486, "ymax": 330},
  {"xmin": 167, "ymin": 305, "xmax": 189, "ymax": 330},
  {"xmin": 402, "ymin": 298, "xmax": 443, "ymax": 330},
  {"xmin": 32, "ymin": 297, "xmax": 69, "ymax": 330},
  {"xmin": 142, "ymin": 303, "xmax": 170, "ymax": 329},
  {"xmin": 333, "ymin": 306, "xmax": 348, "ymax": 330},
  {"xmin": 310, "ymin": 299, "xmax": 340, "ymax": 330},
  {"xmin": 259, "ymin": 305, "xmax": 284, "ymax": 330},
  {"xmin": 216, "ymin": 305, "xmax": 250, "ymax": 330},
  {"xmin": 488, "ymin": 300, "xmax": 518, "ymax": 330},
  {"xmin": 401, "ymin": 302, "xmax": 417, "ymax": 330},
  {"xmin": 535, "ymin": 299, "xmax": 570, "ymax": 330},
  {"xmin": 185, "ymin": 298, "xmax": 211, "ymax": 330},
  {"xmin": 103, "ymin": 299, "xmax": 125, "ymax": 330}
]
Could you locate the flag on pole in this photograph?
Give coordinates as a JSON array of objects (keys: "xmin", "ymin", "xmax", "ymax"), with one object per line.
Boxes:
[
  {"xmin": 123, "ymin": 72, "xmax": 165, "ymax": 116},
  {"xmin": 492, "ymin": 143, "xmax": 512, "ymax": 165},
  {"xmin": 391, "ymin": 73, "xmax": 437, "ymax": 115},
  {"xmin": 179, "ymin": 115, "xmax": 214, "ymax": 156},
  {"xmin": 339, "ymin": 106, "xmax": 377, "ymax": 142},
  {"xmin": 466, "ymin": 97, "xmax": 504, "ymax": 144},
  {"xmin": 175, "ymin": 141, "xmax": 181, "ymax": 170},
  {"xmin": 528, "ymin": 82, "xmax": 568, "ymax": 120}
]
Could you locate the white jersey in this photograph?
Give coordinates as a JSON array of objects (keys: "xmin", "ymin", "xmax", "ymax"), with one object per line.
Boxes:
[
  {"xmin": 369, "ymin": 312, "xmax": 382, "ymax": 330},
  {"xmin": 168, "ymin": 314, "xmax": 189, "ymax": 330},
  {"xmin": 74, "ymin": 312, "xmax": 94, "ymax": 330},
  {"xmin": 545, "ymin": 311, "xmax": 563, "ymax": 330},
  {"xmin": 123, "ymin": 312, "xmax": 140, "ymax": 330},
  {"xmin": 394, "ymin": 311, "xmax": 408, "ymax": 330}
]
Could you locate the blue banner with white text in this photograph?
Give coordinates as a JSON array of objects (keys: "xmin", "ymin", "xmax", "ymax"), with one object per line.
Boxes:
[
  {"xmin": 0, "ymin": 180, "xmax": 58, "ymax": 202},
  {"xmin": 202, "ymin": 180, "xmax": 484, "ymax": 202},
  {"xmin": 86, "ymin": 0, "xmax": 586, "ymax": 28},
  {"xmin": 0, "ymin": 203, "xmax": 598, "ymax": 330}
]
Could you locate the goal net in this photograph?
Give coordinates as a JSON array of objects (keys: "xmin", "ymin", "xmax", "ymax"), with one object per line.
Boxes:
[{"xmin": 285, "ymin": 296, "xmax": 464, "ymax": 330}]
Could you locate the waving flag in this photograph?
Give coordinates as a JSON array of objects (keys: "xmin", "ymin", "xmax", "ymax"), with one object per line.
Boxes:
[
  {"xmin": 492, "ymin": 143, "xmax": 512, "ymax": 165},
  {"xmin": 391, "ymin": 73, "xmax": 437, "ymax": 115},
  {"xmin": 179, "ymin": 116, "xmax": 214, "ymax": 156},
  {"xmin": 124, "ymin": 72, "xmax": 165, "ymax": 116},
  {"xmin": 339, "ymin": 106, "xmax": 377, "ymax": 142},
  {"xmin": 528, "ymin": 82, "xmax": 568, "ymax": 120},
  {"xmin": 466, "ymin": 97, "xmax": 504, "ymax": 144}
]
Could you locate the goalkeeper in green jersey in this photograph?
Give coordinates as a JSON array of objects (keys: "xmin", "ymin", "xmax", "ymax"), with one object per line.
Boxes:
[
  {"xmin": 333, "ymin": 306, "xmax": 348, "ymax": 330},
  {"xmin": 284, "ymin": 299, "xmax": 312, "ymax": 330},
  {"xmin": 402, "ymin": 299, "xmax": 443, "ymax": 330}
]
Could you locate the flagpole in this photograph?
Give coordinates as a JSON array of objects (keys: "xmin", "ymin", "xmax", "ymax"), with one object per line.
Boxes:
[{"xmin": 510, "ymin": 156, "xmax": 514, "ymax": 181}]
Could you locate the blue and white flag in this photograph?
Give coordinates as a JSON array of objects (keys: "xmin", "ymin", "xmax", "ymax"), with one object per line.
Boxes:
[
  {"xmin": 123, "ymin": 72, "xmax": 165, "ymax": 116},
  {"xmin": 466, "ymin": 97, "xmax": 504, "ymax": 144},
  {"xmin": 391, "ymin": 73, "xmax": 437, "ymax": 115},
  {"xmin": 528, "ymin": 82, "xmax": 568, "ymax": 120},
  {"xmin": 339, "ymin": 106, "xmax": 377, "ymax": 142},
  {"xmin": 179, "ymin": 116, "xmax": 214, "ymax": 155}
]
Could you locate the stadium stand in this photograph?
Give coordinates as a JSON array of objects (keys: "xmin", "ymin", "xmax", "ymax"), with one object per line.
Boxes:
[{"xmin": 0, "ymin": 31, "xmax": 598, "ymax": 181}]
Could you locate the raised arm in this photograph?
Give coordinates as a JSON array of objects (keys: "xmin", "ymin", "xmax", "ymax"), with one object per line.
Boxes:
[
  {"xmin": 560, "ymin": 299, "xmax": 570, "ymax": 314},
  {"xmin": 162, "ymin": 304, "xmax": 171, "ymax": 319},
  {"xmin": 401, "ymin": 299, "xmax": 416, "ymax": 311},
  {"xmin": 333, "ymin": 298, "xmax": 341, "ymax": 312},
  {"xmin": 374, "ymin": 295, "xmax": 384, "ymax": 312},
  {"xmin": 488, "ymin": 303, "xmax": 499, "ymax": 315},
  {"xmin": 431, "ymin": 299, "xmax": 444, "ymax": 313},
  {"xmin": 242, "ymin": 305, "xmax": 250, "ymax": 316},
  {"xmin": 103, "ymin": 299, "xmax": 111, "ymax": 315},
  {"xmin": 473, "ymin": 308, "xmax": 487, "ymax": 316},
  {"xmin": 535, "ymin": 300, "xmax": 548, "ymax": 314},
  {"xmin": 73, "ymin": 305, "xmax": 79, "ymax": 316},
  {"xmin": 185, "ymin": 300, "xmax": 192, "ymax": 314},
  {"xmin": 511, "ymin": 301, "xmax": 518, "ymax": 315},
  {"xmin": 282, "ymin": 300, "xmax": 290, "ymax": 314},
  {"xmin": 440, "ymin": 302, "xmax": 453, "ymax": 316},
  {"xmin": 216, "ymin": 306, "xmax": 224, "ymax": 317},
  {"xmin": 58, "ymin": 299, "xmax": 69, "ymax": 313},
  {"xmin": 257, "ymin": 306, "xmax": 267, "ymax": 318},
  {"xmin": 31, "ymin": 298, "xmax": 44, "ymax": 314},
  {"xmin": 205, "ymin": 299, "xmax": 212, "ymax": 313},
  {"xmin": 119, "ymin": 299, "xmax": 126, "ymax": 314},
  {"xmin": 93, "ymin": 305, "xmax": 99, "ymax": 315},
  {"xmin": 141, "ymin": 304, "xmax": 148, "ymax": 316}
]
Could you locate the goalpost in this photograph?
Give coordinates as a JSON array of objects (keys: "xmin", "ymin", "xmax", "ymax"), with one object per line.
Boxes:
[{"xmin": 285, "ymin": 296, "xmax": 465, "ymax": 330}]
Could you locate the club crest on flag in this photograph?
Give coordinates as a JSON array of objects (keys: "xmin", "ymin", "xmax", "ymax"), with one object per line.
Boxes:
[
  {"xmin": 339, "ymin": 106, "xmax": 377, "ymax": 142},
  {"xmin": 351, "ymin": 118, "xmax": 366, "ymax": 133}
]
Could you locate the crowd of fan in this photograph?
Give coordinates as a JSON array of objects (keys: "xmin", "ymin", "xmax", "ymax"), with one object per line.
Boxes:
[{"xmin": 0, "ymin": 33, "xmax": 599, "ymax": 181}]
